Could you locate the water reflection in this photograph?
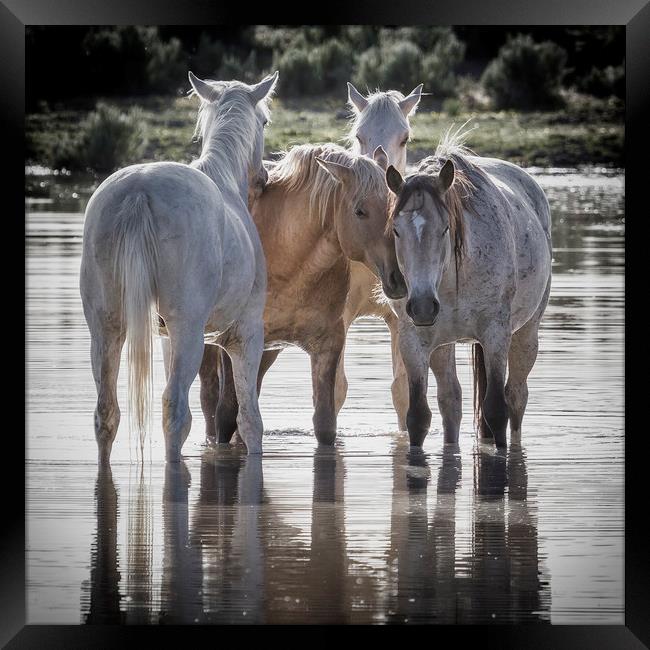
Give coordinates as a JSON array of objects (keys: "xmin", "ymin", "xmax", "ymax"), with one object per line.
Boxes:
[{"xmin": 81, "ymin": 443, "xmax": 550, "ymax": 624}]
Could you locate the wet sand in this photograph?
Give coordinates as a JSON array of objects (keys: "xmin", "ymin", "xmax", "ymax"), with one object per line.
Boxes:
[{"xmin": 26, "ymin": 169, "xmax": 624, "ymax": 624}]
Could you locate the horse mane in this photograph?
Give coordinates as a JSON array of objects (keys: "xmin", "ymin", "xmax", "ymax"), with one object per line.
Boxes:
[
  {"xmin": 269, "ymin": 143, "xmax": 387, "ymax": 226},
  {"xmin": 389, "ymin": 123, "xmax": 489, "ymax": 278},
  {"xmin": 189, "ymin": 80, "xmax": 273, "ymax": 190},
  {"xmin": 345, "ymin": 90, "xmax": 411, "ymax": 148}
]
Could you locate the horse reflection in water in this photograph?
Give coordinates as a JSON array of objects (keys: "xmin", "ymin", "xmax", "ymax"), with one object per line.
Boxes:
[
  {"xmin": 387, "ymin": 439, "xmax": 550, "ymax": 624},
  {"xmin": 81, "ymin": 444, "xmax": 548, "ymax": 623}
]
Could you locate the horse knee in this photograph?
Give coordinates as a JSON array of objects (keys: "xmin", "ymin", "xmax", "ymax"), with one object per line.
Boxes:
[{"xmin": 94, "ymin": 399, "xmax": 120, "ymax": 443}]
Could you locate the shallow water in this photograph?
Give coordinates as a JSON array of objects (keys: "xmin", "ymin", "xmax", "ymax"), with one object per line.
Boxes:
[{"xmin": 26, "ymin": 168, "xmax": 624, "ymax": 624}]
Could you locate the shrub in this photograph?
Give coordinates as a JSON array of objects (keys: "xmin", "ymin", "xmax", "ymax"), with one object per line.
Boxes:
[
  {"xmin": 420, "ymin": 31, "xmax": 466, "ymax": 97},
  {"xmin": 481, "ymin": 34, "xmax": 567, "ymax": 110},
  {"xmin": 67, "ymin": 103, "xmax": 148, "ymax": 172},
  {"xmin": 310, "ymin": 39, "xmax": 354, "ymax": 93},
  {"xmin": 353, "ymin": 46, "xmax": 383, "ymax": 91},
  {"xmin": 217, "ymin": 50, "xmax": 260, "ymax": 84},
  {"xmin": 147, "ymin": 36, "xmax": 186, "ymax": 94},
  {"xmin": 578, "ymin": 64, "xmax": 625, "ymax": 99},
  {"xmin": 191, "ymin": 33, "xmax": 224, "ymax": 78},
  {"xmin": 274, "ymin": 47, "xmax": 321, "ymax": 95}
]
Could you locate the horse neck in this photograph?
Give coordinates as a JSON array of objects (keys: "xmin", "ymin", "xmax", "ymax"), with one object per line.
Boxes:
[
  {"xmin": 193, "ymin": 119, "xmax": 251, "ymax": 203},
  {"xmin": 257, "ymin": 183, "xmax": 345, "ymax": 278}
]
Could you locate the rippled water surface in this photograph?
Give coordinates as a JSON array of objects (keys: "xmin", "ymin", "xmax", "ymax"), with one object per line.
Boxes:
[{"xmin": 26, "ymin": 168, "xmax": 624, "ymax": 624}]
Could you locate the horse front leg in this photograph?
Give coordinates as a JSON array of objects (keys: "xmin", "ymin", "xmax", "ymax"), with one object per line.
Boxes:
[
  {"xmin": 398, "ymin": 321, "xmax": 432, "ymax": 447},
  {"xmin": 429, "ymin": 344, "xmax": 462, "ymax": 445},
  {"xmin": 311, "ymin": 324, "xmax": 345, "ymax": 445},
  {"xmin": 385, "ymin": 311, "xmax": 408, "ymax": 431}
]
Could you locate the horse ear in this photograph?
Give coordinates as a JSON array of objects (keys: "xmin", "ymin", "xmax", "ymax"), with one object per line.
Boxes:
[
  {"xmin": 188, "ymin": 71, "xmax": 218, "ymax": 102},
  {"xmin": 398, "ymin": 83, "xmax": 424, "ymax": 116},
  {"xmin": 250, "ymin": 71, "xmax": 279, "ymax": 104},
  {"xmin": 373, "ymin": 146, "xmax": 389, "ymax": 171},
  {"xmin": 439, "ymin": 159, "xmax": 455, "ymax": 192},
  {"xmin": 315, "ymin": 157, "xmax": 352, "ymax": 184},
  {"xmin": 386, "ymin": 165, "xmax": 404, "ymax": 195},
  {"xmin": 347, "ymin": 82, "xmax": 369, "ymax": 113}
]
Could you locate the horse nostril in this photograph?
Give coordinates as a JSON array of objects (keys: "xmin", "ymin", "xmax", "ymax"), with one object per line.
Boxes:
[
  {"xmin": 406, "ymin": 299, "xmax": 414, "ymax": 319},
  {"xmin": 432, "ymin": 299, "xmax": 440, "ymax": 319}
]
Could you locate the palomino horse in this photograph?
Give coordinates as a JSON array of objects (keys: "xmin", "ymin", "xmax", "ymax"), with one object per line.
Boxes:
[
  {"xmin": 336, "ymin": 82, "xmax": 424, "ymax": 430},
  {"xmin": 384, "ymin": 130, "xmax": 552, "ymax": 448},
  {"xmin": 80, "ymin": 71, "xmax": 278, "ymax": 463},
  {"xmin": 204, "ymin": 143, "xmax": 407, "ymax": 445}
]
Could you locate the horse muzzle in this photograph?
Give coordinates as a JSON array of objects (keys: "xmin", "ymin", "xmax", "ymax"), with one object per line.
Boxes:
[
  {"xmin": 406, "ymin": 295, "xmax": 440, "ymax": 327},
  {"xmin": 381, "ymin": 268, "xmax": 408, "ymax": 300}
]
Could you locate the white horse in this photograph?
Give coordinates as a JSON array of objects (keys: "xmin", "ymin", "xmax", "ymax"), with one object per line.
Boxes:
[
  {"xmin": 80, "ymin": 70, "xmax": 278, "ymax": 463},
  {"xmin": 384, "ymin": 130, "xmax": 552, "ymax": 448},
  {"xmin": 335, "ymin": 82, "xmax": 424, "ymax": 429}
]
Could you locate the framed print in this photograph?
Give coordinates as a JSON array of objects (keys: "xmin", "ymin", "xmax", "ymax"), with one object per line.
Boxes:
[{"xmin": 6, "ymin": 0, "xmax": 646, "ymax": 646}]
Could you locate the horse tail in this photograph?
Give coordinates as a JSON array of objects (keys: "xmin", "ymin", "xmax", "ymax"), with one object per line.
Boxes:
[
  {"xmin": 113, "ymin": 192, "xmax": 159, "ymax": 444},
  {"xmin": 472, "ymin": 343, "xmax": 488, "ymax": 437}
]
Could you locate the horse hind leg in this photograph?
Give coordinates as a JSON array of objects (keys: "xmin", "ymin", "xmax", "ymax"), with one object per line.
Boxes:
[
  {"xmin": 429, "ymin": 344, "xmax": 462, "ymax": 445},
  {"xmin": 162, "ymin": 319, "xmax": 207, "ymax": 462},
  {"xmin": 477, "ymin": 328, "xmax": 511, "ymax": 449},
  {"xmin": 505, "ymin": 318, "xmax": 541, "ymax": 445},
  {"xmin": 224, "ymin": 320, "xmax": 265, "ymax": 455},
  {"xmin": 198, "ymin": 344, "xmax": 221, "ymax": 440},
  {"xmin": 89, "ymin": 316, "xmax": 126, "ymax": 465}
]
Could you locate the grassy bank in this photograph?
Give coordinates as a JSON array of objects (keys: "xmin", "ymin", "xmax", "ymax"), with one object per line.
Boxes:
[{"xmin": 26, "ymin": 93, "xmax": 624, "ymax": 176}]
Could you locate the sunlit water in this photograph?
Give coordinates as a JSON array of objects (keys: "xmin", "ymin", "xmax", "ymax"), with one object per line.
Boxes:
[{"xmin": 26, "ymin": 168, "xmax": 624, "ymax": 624}]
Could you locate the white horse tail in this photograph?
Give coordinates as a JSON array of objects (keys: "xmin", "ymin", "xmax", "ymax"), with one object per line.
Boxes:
[{"xmin": 113, "ymin": 191, "xmax": 159, "ymax": 441}]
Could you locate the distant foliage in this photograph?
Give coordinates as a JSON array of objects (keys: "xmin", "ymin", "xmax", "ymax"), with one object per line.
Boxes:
[
  {"xmin": 218, "ymin": 51, "xmax": 260, "ymax": 84},
  {"xmin": 273, "ymin": 47, "xmax": 320, "ymax": 95},
  {"xmin": 66, "ymin": 103, "xmax": 148, "ymax": 172},
  {"xmin": 311, "ymin": 39, "xmax": 355, "ymax": 93},
  {"xmin": 481, "ymin": 34, "xmax": 567, "ymax": 110},
  {"xmin": 352, "ymin": 28, "xmax": 464, "ymax": 97},
  {"xmin": 82, "ymin": 27, "xmax": 187, "ymax": 96},
  {"xmin": 577, "ymin": 64, "xmax": 625, "ymax": 99},
  {"xmin": 191, "ymin": 32, "xmax": 224, "ymax": 78}
]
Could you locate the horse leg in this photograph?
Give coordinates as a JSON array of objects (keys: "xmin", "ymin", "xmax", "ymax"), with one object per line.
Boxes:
[
  {"xmin": 386, "ymin": 311, "xmax": 408, "ymax": 431},
  {"xmin": 478, "ymin": 329, "xmax": 511, "ymax": 449},
  {"xmin": 429, "ymin": 344, "xmax": 462, "ymax": 445},
  {"xmin": 333, "ymin": 339, "xmax": 349, "ymax": 415},
  {"xmin": 311, "ymin": 326, "xmax": 345, "ymax": 445},
  {"xmin": 505, "ymin": 319, "xmax": 541, "ymax": 445},
  {"xmin": 162, "ymin": 320, "xmax": 207, "ymax": 462},
  {"xmin": 224, "ymin": 320, "xmax": 265, "ymax": 455},
  {"xmin": 89, "ymin": 318, "xmax": 126, "ymax": 465},
  {"xmin": 398, "ymin": 324, "xmax": 432, "ymax": 447},
  {"xmin": 161, "ymin": 338, "xmax": 172, "ymax": 381},
  {"xmin": 215, "ymin": 349, "xmax": 238, "ymax": 444},
  {"xmin": 257, "ymin": 349, "xmax": 281, "ymax": 394},
  {"xmin": 198, "ymin": 344, "xmax": 220, "ymax": 440}
]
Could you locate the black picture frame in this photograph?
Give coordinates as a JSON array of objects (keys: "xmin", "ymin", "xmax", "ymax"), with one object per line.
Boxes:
[{"xmin": 7, "ymin": 0, "xmax": 645, "ymax": 646}]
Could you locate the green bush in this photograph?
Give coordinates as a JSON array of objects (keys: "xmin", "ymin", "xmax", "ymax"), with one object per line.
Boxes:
[
  {"xmin": 578, "ymin": 64, "xmax": 624, "ymax": 99},
  {"xmin": 310, "ymin": 39, "xmax": 355, "ymax": 93},
  {"xmin": 274, "ymin": 47, "xmax": 321, "ymax": 95},
  {"xmin": 421, "ymin": 31, "xmax": 466, "ymax": 97},
  {"xmin": 353, "ymin": 46, "xmax": 383, "ymax": 91},
  {"xmin": 191, "ymin": 32, "xmax": 224, "ymax": 78},
  {"xmin": 147, "ymin": 36, "xmax": 186, "ymax": 93},
  {"xmin": 218, "ymin": 51, "xmax": 260, "ymax": 84},
  {"xmin": 481, "ymin": 34, "xmax": 567, "ymax": 110},
  {"xmin": 65, "ymin": 103, "xmax": 148, "ymax": 172}
]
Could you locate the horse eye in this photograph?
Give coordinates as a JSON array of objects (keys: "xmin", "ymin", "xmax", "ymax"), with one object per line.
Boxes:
[
  {"xmin": 393, "ymin": 227, "xmax": 400, "ymax": 238},
  {"xmin": 263, "ymin": 119, "xmax": 268, "ymax": 127},
  {"xmin": 400, "ymin": 138, "xmax": 408, "ymax": 147},
  {"xmin": 355, "ymin": 207, "xmax": 366, "ymax": 218},
  {"xmin": 442, "ymin": 225, "xmax": 450, "ymax": 236}
]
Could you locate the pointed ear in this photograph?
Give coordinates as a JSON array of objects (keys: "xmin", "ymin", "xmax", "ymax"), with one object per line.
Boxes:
[
  {"xmin": 347, "ymin": 82, "xmax": 368, "ymax": 113},
  {"xmin": 188, "ymin": 71, "xmax": 218, "ymax": 102},
  {"xmin": 315, "ymin": 157, "xmax": 352, "ymax": 185},
  {"xmin": 385, "ymin": 165, "xmax": 404, "ymax": 195},
  {"xmin": 373, "ymin": 145, "xmax": 389, "ymax": 171},
  {"xmin": 250, "ymin": 71, "xmax": 279, "ymax": 104},
  {"xmin": 439, "ymin": 159, "xmax": 455, "ymax": 193},
  {"xmin": 398, "ymin": 83, "xmax": 424, "ymax": 116}
]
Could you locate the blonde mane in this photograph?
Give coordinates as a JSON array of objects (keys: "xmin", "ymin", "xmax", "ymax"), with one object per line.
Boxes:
[{"xmin": 269, "ymin": 143, "xmax": 388, "ymax": 226}]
